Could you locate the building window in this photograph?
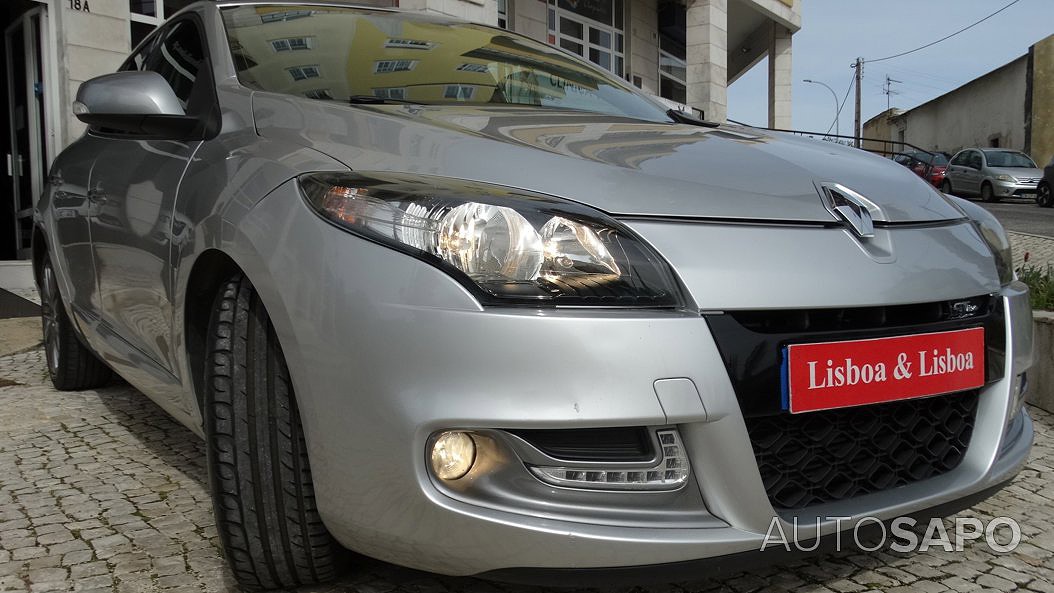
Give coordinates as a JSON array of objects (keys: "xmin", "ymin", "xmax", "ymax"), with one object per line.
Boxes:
[
  {"xmin": 304, "ymin": 89, "xmax": 333, "ymax": 100},
  {"xmin": 456, "ymin": 63, "xmax": 490, "ymax": 73},
  {"xmin": 498, "ymin": 0, "xmax": 509, "ymax": 29},
  {"xmin": 373, "ymin": 87, "xmax": 407, "ymax": 100},
  {"xmin": 385, "ymin": 39, "xmax": 436, "ymax": 50},
  {"xmin": 546, "ymin": 0, "xmax": 624, "ymax": 76},
  {"xmin": 261, "ymin": 10, "xmax": 313, "ymax": 23},
  {"xmin": 658, "ymin": 35, "xmax": 686, "ymax": 104},
  {"xmin": 444, "ymin": 84, "xmax": 475, "ymax": 100},
  {"xmin": 287, "ymin": 65, "xmax": 321, "ymax": 81},
  {"xmin": 271, "ymin": 37, "xmax": 313, "ymax": 52},
  {"xmin": 374, "ymin": 59, "xmax": 417, "ymax": 73}
]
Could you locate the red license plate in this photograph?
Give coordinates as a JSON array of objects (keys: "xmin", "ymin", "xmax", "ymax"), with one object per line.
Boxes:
[{"xmin": 783, "ymin": 328, "xmax": 985, "ymax": 414}]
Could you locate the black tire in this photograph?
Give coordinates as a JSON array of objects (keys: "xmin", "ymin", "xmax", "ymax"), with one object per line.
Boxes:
[
  {"xmin": 39, "ymin": 254, "xmax": 112, "ymax": 390},
  {"xmin": 941, "ymin": 179, "xmax": 954, "ymax": 196},
  {"xmin": 205, "ymin": 275, "xmax": 341, "ymax": 591},
  {"xmin": 1038, "ymin": 182, "xmax": 1053, "ymax": 208},
  {"xmin": 981, "ymin": 182, "xmax": 1000, "ymax": 203}
]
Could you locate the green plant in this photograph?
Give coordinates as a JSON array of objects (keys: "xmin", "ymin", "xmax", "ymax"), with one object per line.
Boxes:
[{"xmin": 1018, "ymin": 265, "xmax": 1054, "ymax": 311}]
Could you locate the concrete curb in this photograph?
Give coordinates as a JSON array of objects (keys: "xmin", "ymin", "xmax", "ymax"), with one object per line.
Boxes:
[
  {"xmin": 1028, "ymin": 310, "xmax": 1054, "ymax": 414},
  {"xmin": 0, "ymin": 261, "xmax": 34, "ymax": 291},
  {"xmin": 0, "ymin": 318, "xmax": 43, "ymax": 358}
]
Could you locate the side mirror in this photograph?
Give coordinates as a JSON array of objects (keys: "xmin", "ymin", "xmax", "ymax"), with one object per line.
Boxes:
[{"xmin": 74, "ymin": 71, "xmax": 201, "ymax": 139}]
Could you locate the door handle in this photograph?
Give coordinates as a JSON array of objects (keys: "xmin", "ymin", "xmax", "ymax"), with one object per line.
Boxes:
[{"xmin": 87, "ymin": 190, "xmax": 108, "ymax": 205}]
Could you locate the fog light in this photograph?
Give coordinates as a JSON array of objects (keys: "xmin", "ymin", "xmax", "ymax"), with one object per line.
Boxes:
[{"xmin": 431, "ymin": 431, "xmax": 476, "ymax": 480}]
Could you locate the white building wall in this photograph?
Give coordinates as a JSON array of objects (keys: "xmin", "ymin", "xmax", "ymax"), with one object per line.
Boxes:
[
  {"xmin": 628, "ymin": 0, "xmax": 659, "ymax": 94},
  {"xmin": 896, "ymin": 57, "xmax": 1027, "ymax": 154},
  {"xmin": 401, "ymin": 0, "xmax": 497, "ymax": 23},
  {"xmin": 511, "ymin": 0, "xmax": 546, "ymax": 42},
  {"xmin": 53, "ymin": 0, "xmax": 130, "ymax": 146}
]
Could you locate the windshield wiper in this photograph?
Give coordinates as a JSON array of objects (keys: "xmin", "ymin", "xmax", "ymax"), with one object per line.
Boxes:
[
  {"xmin": 347, "ymin": 95, "xmax": 425, "ymax": 105},
  {"xmin": 666, "ymin": 109, "xmax": 720, "ymax": 128}
]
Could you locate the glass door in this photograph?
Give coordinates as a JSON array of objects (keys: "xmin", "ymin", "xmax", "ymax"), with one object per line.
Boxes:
[{"xmin": 5, "ymin": 6, "xmax": 45, "ymax": 260}]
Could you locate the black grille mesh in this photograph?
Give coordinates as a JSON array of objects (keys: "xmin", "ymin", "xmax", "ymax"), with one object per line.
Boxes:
[{"xmin": 745, "ymin": 391, "xmax": 978, "ymax": 510}]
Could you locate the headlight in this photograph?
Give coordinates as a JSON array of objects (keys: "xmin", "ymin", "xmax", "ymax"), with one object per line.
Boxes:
[
  {"xmin": 995, "ymin": 174, "xmax": 1015, "ymax": 182},
  {"xmin": 299, "ymin": 172, "xmax": 683, "ymax": 307},
  {"xmin": 943, "ymin": 194, "xmax": 1014, "ymax": 285}
]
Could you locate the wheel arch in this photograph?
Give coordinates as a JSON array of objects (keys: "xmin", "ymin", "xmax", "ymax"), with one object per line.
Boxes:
[
  {"xmin": 31, "ymin": 224, "xmax": 48, "ymax": 287},
  {"xmin": 183, "ymin": 249, "xmax": 243, "ymax": 415}
]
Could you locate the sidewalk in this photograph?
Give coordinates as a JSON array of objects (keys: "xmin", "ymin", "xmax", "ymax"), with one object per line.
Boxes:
[{"xmin": 1011, "ymin": 231, "xmax": 1054, "ymax": 272}]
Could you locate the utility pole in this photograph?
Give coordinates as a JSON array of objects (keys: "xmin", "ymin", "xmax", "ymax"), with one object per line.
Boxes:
[
  {"xmin": 884, "ymin": 75, "xmax": 902, "ymax": 112},
  {"xmin": 853, "ymin": 57, "xmax": 863, "ymax": 148}
]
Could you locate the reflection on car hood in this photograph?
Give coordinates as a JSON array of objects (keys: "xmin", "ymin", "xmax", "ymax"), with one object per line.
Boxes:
[{"xmin": 253, "ymin": 96, "xmax": 965, "ymax": 223}]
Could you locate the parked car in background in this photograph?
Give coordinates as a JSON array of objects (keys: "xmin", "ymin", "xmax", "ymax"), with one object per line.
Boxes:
[
  {"xmin": 1038, "ymin": 155, "xmax": 1053, "ymax": 208},
  {"xmin": 893, "ymin": 150, "xmax": 949, "ymax": 188},
  {"xmin": 35, "ymin": 1, "xmax": 1035, "ymax": 590},
  {"xmin": 943, "ymin": 148, "xmax": 1043, "ymax": 202}
]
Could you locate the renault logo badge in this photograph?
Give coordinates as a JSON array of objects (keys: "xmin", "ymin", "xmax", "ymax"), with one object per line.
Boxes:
[{"xmin": 817, "ymin": 182, "xmax": 881, "ymax": 239}]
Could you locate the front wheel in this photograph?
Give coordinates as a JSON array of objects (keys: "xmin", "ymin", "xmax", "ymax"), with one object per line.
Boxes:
[
  {"xmin": 205, "ymin": 274, "xmax": 342, "ymax": 591},
  {"xmin": 981, "ymin": 182, "xmax": 1000, "ymax": 203},
  {"xmin": 1038, "ymin": 182, "xmax": 1053, "ymax": 208},
  {"xmin": 39, "ymin": 254, "xmax": 112, "ymax": 390}
]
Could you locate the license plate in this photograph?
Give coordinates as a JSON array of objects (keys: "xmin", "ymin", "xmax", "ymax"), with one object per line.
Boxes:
[{"xmin": 782, "ymin": 328, "xmax": 985, "ymax": 414}]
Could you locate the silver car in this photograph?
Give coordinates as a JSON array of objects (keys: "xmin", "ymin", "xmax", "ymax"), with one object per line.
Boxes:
[
  {"xmin": 35, "ymin": 1, "xmax": 1033, "ymax": 589},
  {"xmin": 943, "ymin": 148, "xmax": 1044, "ymax": 202}
]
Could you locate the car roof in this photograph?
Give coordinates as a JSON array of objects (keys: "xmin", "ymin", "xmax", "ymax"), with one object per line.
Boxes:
[{"xmin": 212, "ymin": 0, "xmax": 400, "ymax": 10}]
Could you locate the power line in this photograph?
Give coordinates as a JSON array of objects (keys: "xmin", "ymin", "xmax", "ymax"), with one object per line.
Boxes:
[
  {"xmin": 866, "ymin": 0, "xmax": 1023, "ymax": 64},
  {"xmin": 824, "ymin": 72, "xmax": 855, "ymax": 136}
]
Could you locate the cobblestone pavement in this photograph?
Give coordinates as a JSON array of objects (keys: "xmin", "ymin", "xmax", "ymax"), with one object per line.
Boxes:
[
  {"xmin": 1, "ymin": 345, "xmax": 1053, "ymax": 593},
  {"xmin": 1012, "ymin": 232, "xmax": 1054, "ymax": 273}
]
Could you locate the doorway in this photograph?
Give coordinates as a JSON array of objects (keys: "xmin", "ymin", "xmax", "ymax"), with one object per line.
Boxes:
[{"xmin": 3, "ymin": 0, "xmax": 47, "ymax": 260}]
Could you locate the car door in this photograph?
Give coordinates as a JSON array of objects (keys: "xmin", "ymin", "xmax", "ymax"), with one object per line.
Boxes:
[
  {"xmin": 945, "ymin": 152, "xmax": 963, "ymax": 190},
  {"xmin": 964, "ymin": 150, "xmax": 985, "ymax": 194},
  {"xmin": 81, "ymin": 16, "xmax": 211, "ymax": 397}
]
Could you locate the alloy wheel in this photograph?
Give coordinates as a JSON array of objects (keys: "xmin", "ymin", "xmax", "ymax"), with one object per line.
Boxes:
[
  {"xmin": 40, "ymin": 261, "xmax": 61, "ymax": 374},
  {"xmin": 1039, "ymin": 183, "xmax": 1052, "ymax": 208}
]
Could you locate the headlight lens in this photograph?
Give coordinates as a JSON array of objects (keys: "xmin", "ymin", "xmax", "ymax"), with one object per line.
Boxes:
[
  {"xmin": 299, "ymin": 172, "xmax": 683, "ymax": 307},
  {"xmin": 995, "ymin": 174, "xmax": 1015, "ymax": 182},
  {"xmin": 943, "ymin": 194, "xmax": 1014, "ymax": 285}
]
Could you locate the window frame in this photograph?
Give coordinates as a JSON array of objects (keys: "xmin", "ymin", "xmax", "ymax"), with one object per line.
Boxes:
[
  {"xmin": 129, "ymin": 0, "xmax": 196, "ymax": 50},
  {"xmin": 546, "ymin": 0, "xmax": 625, "ymax": 77},
  {"xmin": 109, "ymin": 11, "xmax": 221, "ymax": 140}
]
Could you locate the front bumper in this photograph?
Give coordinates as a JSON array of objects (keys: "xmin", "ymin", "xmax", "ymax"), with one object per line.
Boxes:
[
  {"xmin": 239, "ymin": 186, "xmax": 1035, "ymax": 577},
  {"xmin": 299, "ymin": 284, "xmax": 1033, "ymax": 577},
  {"xmin": 994, "ymin": 179, "xmax": 1039, "ymax": 197}
]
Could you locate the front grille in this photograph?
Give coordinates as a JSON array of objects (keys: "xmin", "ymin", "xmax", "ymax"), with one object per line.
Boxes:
[
  {"xmin": 746, "ymin": 391, "xmax": 978, "ymax": 510},
  {"xmin": 729, "ymin": 295, "xmax": 990, "ymax": 334}
]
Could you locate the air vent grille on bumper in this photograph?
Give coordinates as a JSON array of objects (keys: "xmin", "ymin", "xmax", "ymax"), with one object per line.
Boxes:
[
  {"xmin": 745, "ymin": 390, "xmax": 978, "ymax": 510},
  {"xmin": 705, "ymin": 296, "xmax": 1004, "ymax": 510}
]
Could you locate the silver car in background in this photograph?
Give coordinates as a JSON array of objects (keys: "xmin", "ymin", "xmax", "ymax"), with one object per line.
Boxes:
[
  {"xmin": 35, "ymin": 1, "xmax": 1033, "ymax": 589},
  {"xmin": 943, "ymin": 148, "xmax": 1044, "ymax": 202}
]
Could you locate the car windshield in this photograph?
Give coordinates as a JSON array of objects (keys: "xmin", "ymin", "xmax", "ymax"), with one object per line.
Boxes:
[
  {"xmin": 220, "ymin": 5, "xmax": 673, "ymax": 122},
  {"xmin": 983, "ymin": 150, "xmax": 1036, "ymax": 168}
]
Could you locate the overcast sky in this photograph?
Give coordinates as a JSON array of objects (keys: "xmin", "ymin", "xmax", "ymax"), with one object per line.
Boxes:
[{"xmin": 727, "ymin": 0, "xmax": 1054, "ymax": 135}]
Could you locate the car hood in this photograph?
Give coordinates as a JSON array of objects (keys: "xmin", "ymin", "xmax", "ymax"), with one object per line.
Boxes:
[{"xmin": 253, "ymin": 96, "xmax": 964, "ymax": 223}]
